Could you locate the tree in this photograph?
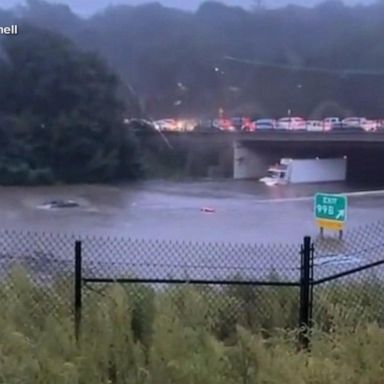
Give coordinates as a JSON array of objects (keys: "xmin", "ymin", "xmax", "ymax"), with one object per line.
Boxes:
[{"xmin": 0, "ymin": 24, "xmax": 142, "ymax": 185}]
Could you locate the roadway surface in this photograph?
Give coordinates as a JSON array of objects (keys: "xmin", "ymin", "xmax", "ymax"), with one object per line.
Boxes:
[
  {"xmin": 0, "ymin": 180, "xmax": 383, "ymax": 283},
  {"xmin": 161, "ymin": 130, "xmax": 384, "ymax": 143}
]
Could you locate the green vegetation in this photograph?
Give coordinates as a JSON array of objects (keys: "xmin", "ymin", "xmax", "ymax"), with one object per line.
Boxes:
[
  {"xmin": 0, "ymin": 24, "xmax": 142, "ymax": 185},
  {"xmin": 2, "ymin": 269, "xmax": 384, "ymax": 383}
]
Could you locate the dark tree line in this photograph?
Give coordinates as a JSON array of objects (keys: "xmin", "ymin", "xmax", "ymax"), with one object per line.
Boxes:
[
  {"xmin": 0, "ymin": 23, "xmax": 141, "ymax": 185},
  {"xmin": 6, "ymin": 0, "xmax": 384, "ymax": 119}
]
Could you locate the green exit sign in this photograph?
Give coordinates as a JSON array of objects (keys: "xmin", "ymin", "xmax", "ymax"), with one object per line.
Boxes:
[{"xmin": 314, "ymin": 193, "xmax": 348, "ymax": 222}]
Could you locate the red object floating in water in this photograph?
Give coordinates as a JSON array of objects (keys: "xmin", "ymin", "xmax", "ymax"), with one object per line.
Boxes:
[{"xmin": 201, "ymin": 207, "xmax": 215, "ymax": 213}]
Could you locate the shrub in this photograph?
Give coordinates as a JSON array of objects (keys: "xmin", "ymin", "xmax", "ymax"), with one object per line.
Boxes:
[{"xmin": 1, "ymin": 271, "xmax": 384, "ymax": 383}]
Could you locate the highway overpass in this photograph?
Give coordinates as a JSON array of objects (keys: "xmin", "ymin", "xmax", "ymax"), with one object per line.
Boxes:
[
  {"xmin": 160, "ymin": 130, "xmax": 384, "ymax": 144},
  {"xmin": 143, "ymin": 131, "xmax": 384, "ymax": 182}
]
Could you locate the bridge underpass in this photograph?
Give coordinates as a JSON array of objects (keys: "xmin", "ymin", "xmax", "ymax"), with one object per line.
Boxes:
[
  {"xmin": 234, "ymin": 139, "xmax": 384, "ymax": 183},
  {"xmin": 147, "ymin": 132, "xmax": 384, "ymax": 183}
]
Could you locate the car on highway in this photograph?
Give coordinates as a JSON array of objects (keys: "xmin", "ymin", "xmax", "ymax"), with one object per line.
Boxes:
[
  {"xmin": 341, "ymin": 117, "xmax": 376, "ymax": 132},
  {"xmin": 254, "ymin": 119, "xmax": 277, "ymax": 130},
  {"xmin": 323, "ymin": 117, "xmax": 340, "ymax": 131},
  {"xmin": 154, "ymin": 119, "xmax": 178, "ymax": 131},
  {"xmin": 342, "ymin": 117, "xmax": 365, "ymax": 127},
  {"xmin": 212, "ymin": 118, "xmax": 236, "ymax": 131},
  {"xmin": 241, "ymin": 117, "xmax": 255, "ymax": 132},
  {"xmin": 241, "ymin": 122, "xmax": 256, "ymax": 132},
  {"xmin": 193, "ymin": 120, "xmax": 223, "ymax": 132},
  {"xmin": 331, "ymin": 121, "xmax": 365, "ymax": 132},
  {"xmin": 376, "ymin": 119, "xmax": 384, "ymax": 131},
  {"xmin": 277, "ymin": 117, "xmax": 306, "ymax": 130},
  {"xmin": 230, "ymin": 117, "xmax": 245, "ymax": 131},
  {"xmin": 125, "ymin": 119, "xmax": 159, "ymax": 133},
  {"xmin": 175, "ymin": 119, "xmax": 198, "ymax": 132},
  {"xmin": 306, "ymin": 120, "xmax": 324, "ymax": 131},
  {"xmin": 361, "ymin": 119, "xmax": 377, "ymax": 132}
]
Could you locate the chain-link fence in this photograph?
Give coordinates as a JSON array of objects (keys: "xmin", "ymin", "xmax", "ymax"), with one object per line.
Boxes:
[
  {"xmin": 312, "ymin": 221, "xmax": 384, "ymax": 330},
  {"xmin": 0, "ymin": 221, "xmax": 384, "ymax": 344},
  {"xmin": 76, "ymin": 236, "xmax": 302, "ymax": 340}
]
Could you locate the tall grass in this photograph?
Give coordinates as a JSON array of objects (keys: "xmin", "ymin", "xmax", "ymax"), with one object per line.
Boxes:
[{"xmin": 1, "ymin": 270, "xmax": 384, "ymax": 383}]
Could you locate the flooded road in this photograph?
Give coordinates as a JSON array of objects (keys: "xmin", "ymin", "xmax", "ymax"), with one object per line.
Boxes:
[
  {"xmin": 1, "ymin": 179, "xmax": 384, "ymax": 282},
  {"xmin": 0, "ymin": 179, "xmax": 383, "ymax": 244}
]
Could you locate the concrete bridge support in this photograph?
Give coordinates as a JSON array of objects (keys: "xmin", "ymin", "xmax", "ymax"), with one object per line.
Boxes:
[{"xmin": 233, "ymin": 141, "xmax": 274, "ymax": 179}]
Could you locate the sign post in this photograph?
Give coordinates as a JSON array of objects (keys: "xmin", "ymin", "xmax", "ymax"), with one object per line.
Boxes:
[{"xmin": 314, "ymin": 193, "xmax": 348, "ymax": 239}]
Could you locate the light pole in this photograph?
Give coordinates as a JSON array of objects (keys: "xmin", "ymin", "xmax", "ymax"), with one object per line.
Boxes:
[{"xmin": 288, "ymin": 108, "xmax": 292, "ymax": 129}]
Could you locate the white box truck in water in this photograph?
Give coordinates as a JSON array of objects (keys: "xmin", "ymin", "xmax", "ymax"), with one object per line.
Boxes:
[{"xmin": 259, "ymin": 158, "xmax": 347, "ymax": 186}]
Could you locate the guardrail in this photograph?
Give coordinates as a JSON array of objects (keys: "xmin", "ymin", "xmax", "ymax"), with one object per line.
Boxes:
[{"xmin": 157, "ymin": 129, "xmax": 384, "ymax": 134}]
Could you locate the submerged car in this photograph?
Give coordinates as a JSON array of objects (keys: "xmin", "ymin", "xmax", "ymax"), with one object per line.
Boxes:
[{"xmin": 42, "ymin": 200, "xmax": 79, "ymax": 208}]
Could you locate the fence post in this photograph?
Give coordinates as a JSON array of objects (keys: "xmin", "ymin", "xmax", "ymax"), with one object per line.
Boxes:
[
  {"xmin": 74, "ymin": 240, "xmax": 82, "ymax": 343},
  {"xmin": 299, "ymin": 236, "xmax": 314, "ymax": 350}
]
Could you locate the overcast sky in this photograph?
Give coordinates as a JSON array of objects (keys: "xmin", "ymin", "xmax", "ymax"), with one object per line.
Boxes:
[{"xmin": 0, "ymin": 0, "xmax": 375, "ymax": 16}]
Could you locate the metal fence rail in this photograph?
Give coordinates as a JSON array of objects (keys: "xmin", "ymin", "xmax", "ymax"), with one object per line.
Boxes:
[{"xmin": 79, "ymin": 235, "xmax": 300, "ymax": 282}]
